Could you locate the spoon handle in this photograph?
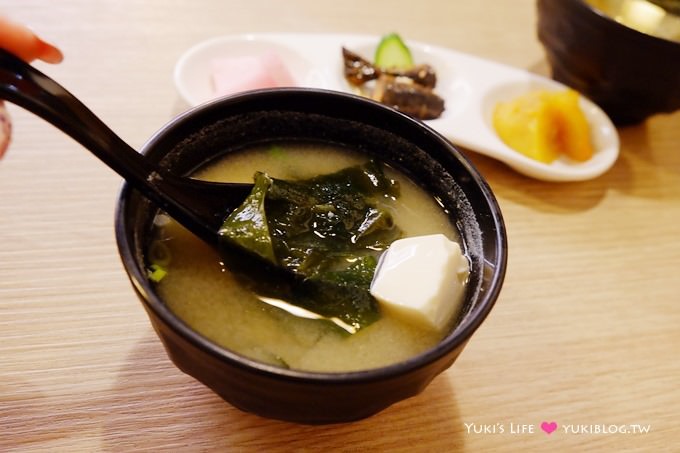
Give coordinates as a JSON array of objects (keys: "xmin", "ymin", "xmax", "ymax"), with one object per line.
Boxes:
[
  {"xmin": 0, "ymin": 49, "xmax": 251, "ymax": 244},
  {"xmin": 0, "ymin": 49, "xmax": 157, "ymax": 181}
]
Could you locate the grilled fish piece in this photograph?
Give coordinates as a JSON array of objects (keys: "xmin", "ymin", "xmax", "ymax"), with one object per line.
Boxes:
[
  {"xmin": 342, "ymin": 47, "xmax": 437, "ymax": 88},
  {"xmin": 372, "ymin": 75, "xmax": 445, "ymax": 120},
  {"xmin": 343, "ymin": 47, "xmax": 380, "ymax": 86}
]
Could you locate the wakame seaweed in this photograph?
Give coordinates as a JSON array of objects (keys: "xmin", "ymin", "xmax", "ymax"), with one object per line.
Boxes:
[{"xmin": 218, "ymin": 160, "xmax": 402, "ymax": 332}]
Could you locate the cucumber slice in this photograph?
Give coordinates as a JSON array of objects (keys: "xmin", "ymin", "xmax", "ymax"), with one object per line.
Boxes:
[{"xmin": 374, "ymin": 33, "xmax": 414, "ymax": 70}]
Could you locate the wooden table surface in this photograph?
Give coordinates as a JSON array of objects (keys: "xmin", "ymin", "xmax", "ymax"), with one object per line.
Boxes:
[{"xmin": 1, "ymin": 1, "xmax": 678, "ymax": 451}]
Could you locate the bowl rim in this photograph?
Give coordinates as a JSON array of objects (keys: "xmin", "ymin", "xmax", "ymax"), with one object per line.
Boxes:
[
  {"xmin": 114, "ymin": 88, "xmax": 508, "ymax": 383},
  {"xmin": 574, "ymin": 0, "xmax": 680, "ymax": 47}
]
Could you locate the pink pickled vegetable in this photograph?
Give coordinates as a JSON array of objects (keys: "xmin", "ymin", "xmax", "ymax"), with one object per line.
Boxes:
[{"xmin": 211, "ymin": 52, "xmax": 296, "ymax": 97}]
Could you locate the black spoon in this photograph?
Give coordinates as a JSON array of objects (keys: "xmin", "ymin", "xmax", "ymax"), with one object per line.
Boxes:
[
  {"xmin": 0, "ymin": 49, "xmax": 254, "ymax": 247},
  {"xmin": 0, "ymin": 49, "xmax": 322, "ymax": 294},
  {"xmin": 0, "ymin": 50, "xmax": 391, "ymax": 333}
]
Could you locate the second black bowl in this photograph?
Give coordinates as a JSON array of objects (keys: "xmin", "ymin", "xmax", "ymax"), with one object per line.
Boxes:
[{"xmin": 537, "ymin": 0, "xmax": 680, "ymax": 125}]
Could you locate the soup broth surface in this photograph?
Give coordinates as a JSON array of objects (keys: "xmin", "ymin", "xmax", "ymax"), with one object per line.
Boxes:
[{"xmin": 151, "ymin": 143, "xmax": 466, "ymax": 372}]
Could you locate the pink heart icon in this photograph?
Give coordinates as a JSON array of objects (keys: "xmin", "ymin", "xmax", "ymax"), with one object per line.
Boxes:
[{"xmin": 541, "ymin": 421, "xmax": 558, "ymax": 434}]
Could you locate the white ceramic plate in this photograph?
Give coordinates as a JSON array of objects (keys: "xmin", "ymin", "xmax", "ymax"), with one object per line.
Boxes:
[{"xmin": 174, "ymin": 33, "xmax": 620, "ymax": 182}]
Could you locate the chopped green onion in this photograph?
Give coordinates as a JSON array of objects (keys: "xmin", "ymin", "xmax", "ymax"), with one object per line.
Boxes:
[
  {"xmin": 148, "ymin": 263, "xmax": 168, "ymax": 282},
  {"xmin": 268, "ymin": 145, "xmax": 286, "ymax": 159}
]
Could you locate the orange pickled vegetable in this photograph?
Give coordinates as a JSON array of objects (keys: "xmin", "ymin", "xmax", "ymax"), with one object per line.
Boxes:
[{"xmin": 493, "ymin": 89, "xmax": 594, "ymax": 163}]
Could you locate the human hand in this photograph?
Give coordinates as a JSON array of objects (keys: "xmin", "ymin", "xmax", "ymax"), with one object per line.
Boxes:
[
  {"xmin": 0, "ymin": 15, "xmax": 63, "ymax": 63},
  {"xmin": 0, "ymin": 102, "xmax": 10, "ymax": 157},
  {"xmin": 0, "ymin": 15, "xmax": 63, "ymax": 158}
]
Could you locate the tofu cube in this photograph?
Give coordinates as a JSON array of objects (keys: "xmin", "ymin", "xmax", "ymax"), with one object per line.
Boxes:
[{"xmin": 370, "ymin": 234, "xmax": 469, "ymax": 331}]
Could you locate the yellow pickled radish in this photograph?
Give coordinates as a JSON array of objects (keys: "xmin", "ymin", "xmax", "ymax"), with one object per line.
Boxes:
[{"xmin": 493, "ymin": 89, "xmax": 595, "ymax": 163}]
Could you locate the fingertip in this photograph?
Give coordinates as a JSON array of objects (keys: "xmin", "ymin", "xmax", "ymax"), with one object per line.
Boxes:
[
  {"xmin": 38, "ymin": 40, "xmax": 64, "ymax": 64},
  {"xmin": 0, "ymin": 15, "xmax": 63, "ymax": 64}
]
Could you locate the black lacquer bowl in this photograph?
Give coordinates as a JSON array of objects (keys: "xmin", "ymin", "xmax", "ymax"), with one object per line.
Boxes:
[
  {"xmin": 537, "ymin": 0, "xmax": 680, "ymax": 125},
  {"xmin": 115, "ymin": 88, "xmax": 507, "ymax": 424}
]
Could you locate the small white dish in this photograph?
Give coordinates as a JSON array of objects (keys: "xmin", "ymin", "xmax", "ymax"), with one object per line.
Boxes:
[{"xmin": 174, "ymin": 33, "xmax": 620, "ymax": 182}]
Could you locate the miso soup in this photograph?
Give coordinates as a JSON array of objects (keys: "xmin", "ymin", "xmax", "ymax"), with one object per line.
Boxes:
[{"xmin": 148, "ymin": 143, "xmax": 468, "ymax": 372}]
